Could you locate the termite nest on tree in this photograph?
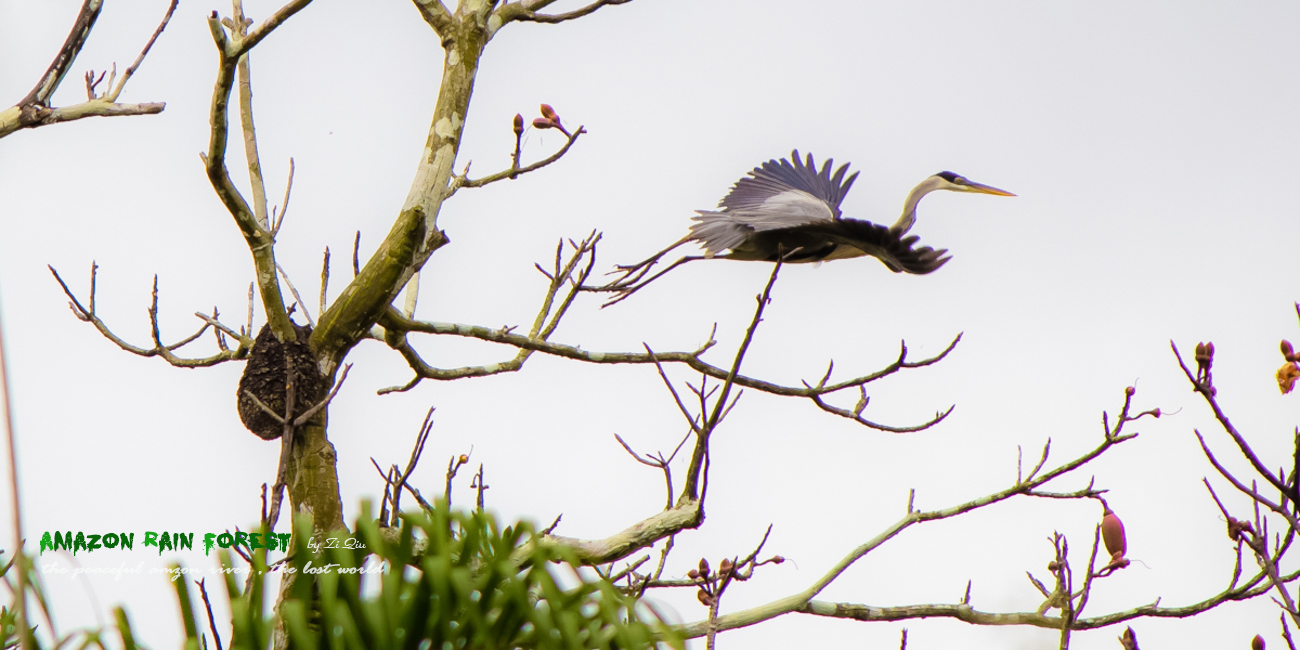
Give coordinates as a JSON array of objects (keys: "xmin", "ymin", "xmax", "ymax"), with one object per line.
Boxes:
[{"xmin": 237, "ymin": 322, "xmax": 324, "ymax": 440}]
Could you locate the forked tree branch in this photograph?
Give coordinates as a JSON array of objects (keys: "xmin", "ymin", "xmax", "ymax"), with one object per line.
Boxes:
[
  {"xmin": 496, "ymin": 0, "xmax": 633, "ymax": 25},
  {"xmin": 49, "ymin": 264, "xmax": 252, "ymax": 367},
  {"xmin": 201, "ymin": 5, "xmax": 311, "ymax": 343},
  {"xmin": 0, "ymin": 0, "xmax": 174, "ymax": 139},
  {"xmin": 409, "ymin": 0, "xmax": 455, "ymax": 35},
  {"xmin": 450, "ymin": 125, "xmax": 587, "ymax": 193},
  {"xmin": 375, "ymin": 234, "xmax": 599, "ymax": 393},
  {"xmin": 377, "ymin": 271, "xmax": 960, "ymax": 431}
]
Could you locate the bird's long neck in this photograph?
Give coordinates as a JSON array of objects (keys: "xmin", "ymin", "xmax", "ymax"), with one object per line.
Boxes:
[{"xmin": 891, "ymin": 175, "xmax": 946, "ymax": 235}]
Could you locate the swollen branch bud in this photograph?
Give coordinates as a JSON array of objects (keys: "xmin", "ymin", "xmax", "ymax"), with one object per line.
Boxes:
[
  {"xmin": 533, "ymin": 118, "xmax": 556, "ymax": 130},
  {"xmin": 719, "ymin": 558, "xmax": 733, "ymax": 578},
  {"xmin": 513, "ymin": 113, "xmax": 524, "ymax": 136},
  {"xmin": 1253, "ymin": 634, "xmax": 1266, "ymax": 650},
  {"xmin": 458, "ymin": 454, "xmax": 469, "ymax": 464},
  {"xmin": 1283, "ymin": 339, "xmax": 1295, "ymax": 361},
  {"xmin": 698, "ymin": 557, "xmax": 711, "ymax": 579},
  {"xmin": 1119, "ymin": 627, "xmax": 1138, "ymax": 650},
  {"xmin": 696, "ymin": 589, "xmax": 715, "ymax": 607},
  {"xmin": 537, "ymin": 103, "xmax": 568, "ymax": 136},
  {"xmin": 1101, "ymin": 507, "xmax": 1127, "ymax": 559},
  {"xmin": 1125, "ymin": 386, "xmax": 1135, "ymax": 396}
]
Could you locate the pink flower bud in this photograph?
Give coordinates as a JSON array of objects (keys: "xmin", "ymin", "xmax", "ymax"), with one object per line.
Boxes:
[{"xmin": 1102, "ymin": 508, "xmax": 1126, "ymax": 558}]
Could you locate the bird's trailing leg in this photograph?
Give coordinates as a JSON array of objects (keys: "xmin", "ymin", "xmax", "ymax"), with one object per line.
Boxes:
[
  {"xmin": 581, "ymin": 235, "xmax": 693, "ymax": 302},
  {"xmin": 597, "ymin": 255, "xmax": 704, "ymax": 308}
]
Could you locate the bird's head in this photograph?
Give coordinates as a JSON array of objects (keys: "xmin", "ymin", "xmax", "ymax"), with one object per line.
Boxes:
[
  {"xmin": 931, "ymin": 171, "xmax": 1016, "ymax": 197},
  {"xmin": 892, "ymin": 171, "xmax": 1015, "ymax": 234}
]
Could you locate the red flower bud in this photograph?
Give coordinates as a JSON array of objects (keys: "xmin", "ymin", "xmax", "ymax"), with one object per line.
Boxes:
[
  {"xmin": 1125, "ymin": 386, "xmax": 1135, "ymax": 396},
  {"xmin": 1253, "ymin": 634, "xmax": 1265, "ymax": 650},
  {"xmin": 698, "ymin": 557, "xmax": 711, "ymax": 578},
  {"xmin": 697, "ymin": 588, "xmax": 714, "ymax": 607},
  {"xmin": 1101, "ymin": 508, "xmax": 1126, "ymax": 558},
  {"xmin": 513, "ymin": 114, "xmax": 524, "ymax": 135},
  {"xmin": 532, "ymin": 118, "xmax": 555, "ymax": 130},
  {"xmin": 687, "ymin": 569, "xmax": 700, "ymax": 580},
  {"xmin": 537, "ymin": 104, "xmax": 568, "ymax": 135}
]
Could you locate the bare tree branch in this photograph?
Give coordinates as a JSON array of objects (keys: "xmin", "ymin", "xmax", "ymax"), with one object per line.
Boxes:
[
  {"xmin": 104, "ymin": 0, "xmax": 179, "ymax": 103},
  {"xmin": 377, "ymin": 292, "xmax": 960, "ymax": 417},
  {"xmin": 449, "ymin": 125, "xmax": 587, "ymax": 193},
  {"xmin": 668, "ymin": 389, "xmax": 1153, "ymax": 639},
  {"xmin": 1173, "ymin": 341, "xmax": 1290, "ymax": 498},
  {"xmin": 498, "ymin": 0, "xmax": 633, "ymax": 25},
  {"xmin": 0, "ymin": 0, "xmax": 174, "ymax": 138},
  {"xmin": 410, "ymin": 0, "xmax": 456, "ymax": 35},
  {"xmin": 201, "ymin": 10, "xmax": 294, "ymax": 342},
  {"xmin": 49, "ymin": 264, "xmax": 251, "ymax": 367}
]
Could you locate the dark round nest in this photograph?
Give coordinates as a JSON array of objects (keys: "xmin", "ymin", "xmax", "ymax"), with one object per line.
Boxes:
[{"xmin": 237, "ymin": 322, "xmax": 325, "ymax": 440}]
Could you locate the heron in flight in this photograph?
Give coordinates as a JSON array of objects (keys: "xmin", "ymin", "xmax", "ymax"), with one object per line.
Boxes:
[{"xmin": 593, "ymin": 150, "xmax": 1014, "ymax": 305}]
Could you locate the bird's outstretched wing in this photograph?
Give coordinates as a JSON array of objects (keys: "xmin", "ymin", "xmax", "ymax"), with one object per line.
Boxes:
[
  {"xmin": 690, "ymin": 150, "xmax": 860, "ymax": 255},
  {"xmin": 719, "ymin": 150, "xmax": 858, "ymax": 217},
  {"xmin": 804, "ymin": 218, "xmax": 951, "ymax": 274}
]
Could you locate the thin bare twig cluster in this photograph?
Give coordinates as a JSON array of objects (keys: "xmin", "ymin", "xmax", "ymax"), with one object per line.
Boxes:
[{"xmin": 1172, "ymin": 303, "xmax": 1300, "ymax": 647}]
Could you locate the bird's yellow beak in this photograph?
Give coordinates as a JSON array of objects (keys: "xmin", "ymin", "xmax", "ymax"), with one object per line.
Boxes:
[{"xmin": 965, "ymin": 181, "xmax": 1016, "ymax": 197}]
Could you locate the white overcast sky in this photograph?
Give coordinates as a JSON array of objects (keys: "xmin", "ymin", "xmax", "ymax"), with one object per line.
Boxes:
[{"xmin": 2, "ymin": 1, "xmax": 1299, "ymax": 648}]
